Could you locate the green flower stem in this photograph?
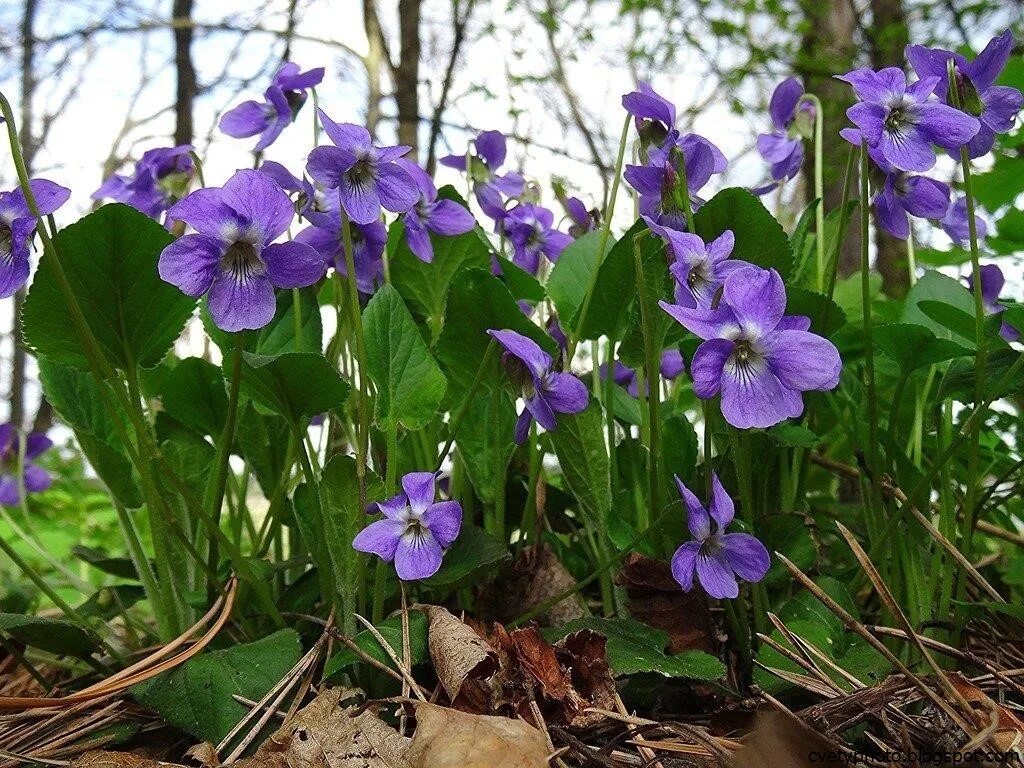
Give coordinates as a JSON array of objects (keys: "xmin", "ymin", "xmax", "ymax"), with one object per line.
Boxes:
[
  {"xmin": 339, "ymin": 206, "xmax": 372, "ymax": 511},
  {"xmin": 604, "ymin": 339, "xmax": 618, "ymax": 497},
  {"xmin": 632, "ymin": 232, "xmax": 663, "ymax": 524},
  {"xmin": 517, "ymin": 422, "xmax": 543, "ymax": 558},
  {"xmin": 434, "ymin": 339, "xmax": 497, "ymax": 472},
  {"xmin": 568, "ymin": 113, "xmax": 631, "ymax": 364},
  {"xmin": 732, "ymin": 429, "xmax": 768, "ymax": 640},
  {"xmin": 204, "ymin": 333, "xmax": 245, "ymax": 600},
  {"xmin": 802, "ymin": 94, "xmax": 827, "ymax": 292},
  {"xmin": 292, "ymin": 288, "xmax": 304, "ymax": 348},
  {"xmin": 858, "ymin": 142, "xmax": 882, "ymax": 536},
  {"xmin": 115, "ymin": 502, "xmax": 173, "ymax": 639}
]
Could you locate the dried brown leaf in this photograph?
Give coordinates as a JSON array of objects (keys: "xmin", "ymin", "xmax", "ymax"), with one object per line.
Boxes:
[
  {"xmin": 731, "ymin": 711, "xmax": 837, "ymax": 768},
  {"xmin": 477, "ymin": 545, "xmax": 585, "ymax": 626},
  {"xmin": 419, "ymin": 606, "xmax": 498, "ymax": 703},
  {"xmin": 948, "ymin": 673, "xmax": 1024, "ymax": 754},
  {"xmin": 405, "ymin": 702, "xmax": 549, "ymax": 768},
  {"xmin": 72, "ymin": 753, "xmax": 173, "ymax": 768}
]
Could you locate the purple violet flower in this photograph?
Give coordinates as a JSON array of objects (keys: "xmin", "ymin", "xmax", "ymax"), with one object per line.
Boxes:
[
  {"xmin": 624, "ymin": 133, "xmax": 727, "ymax": 231},
  {"xmin": 601, "ymin": 349, "xmax": 686, "ymax": 397},
  {"xmin": 660, "ymin": 266, "xmax": 841, "ymax": 429},
  {"xmin": 502, "ymin": 203, "xmax": 572, "ymax": 274},
  {"xmin": 0, "ymin": 179, "xmax": 71, "ymax": 299},
  {"xmin": 159, "ymin": 169, "xmax": 325, "ymax": 331},
  {"xmin": 644, "ymin": 218, "xmax": 750, "ymax": 308},
  {"xmin": 488, "ymin": 328, "xmax": 588, "ymax": 443},
  {"xmin": 966, "ymin": 264, "xmax": 1019, "ymax": 342},
  {"xmin": 837, "ymin": 66, "xmax": 981, "ymax": 172},
  {"xmin": 873, "ymin": 169, "xmax": 950, "ymax": 240},
  {"xmin": 352, "ymin": 471, "xmax": 462, "ymax": 581},
  {"xmin": 93, "ymin": 145, "xmax": 195, "ymax": 220},
  {"xmin": 220, "ymin": 62, "xmax": 323, "ymax": 152},
  {"xmin": 671, "ymin": 472, "xmax": 770, "ymax": 599},
  {"xmin": 561, "ymin": 195, "xmax": 597, "ymax": 238},
  {"xmin": 306, "ymin": 110, "xmax": 418, "ymax": 225},
  {"xmin": 439, "ymin": 130, "xmax": 525, "ymax": 220},
  {"xmin": 755, "ymin": 77, "xmax": 813, "ymax": 192},
  {"xmin": 940, "ymin": 196, "xmax": 988, "ymax": 246},
  {"xmin": 395, "ymin": 158, "xmax": 475, "ymax": 263},
  {"xmin": 906, "ymin": 30, "xmax": 1023, "ymax": 158},
  {"xmin": 294, "ymin": 213, "xmax": 386, "ymax": 295},
  {"xmin": 0, "ymin": 425, "xmax": 52, "ymax": 506},
  {"xmin": 622, "ymin": 81, "xmax": 677, "ymax": 147}
]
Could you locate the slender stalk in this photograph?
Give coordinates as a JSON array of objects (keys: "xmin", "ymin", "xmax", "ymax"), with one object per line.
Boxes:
[
  {"xmin": 858, "ymin": 143, "xmax": 880, "ymax": 510},
  {"xmin": 568, "ymin": 113, "xmax": 631, "ymax": 363},
  {"xmin": 802, "ymin": 94, "xmax": 826, "ymax": 292},
  {"xmin": 632, "ymin": 232, "xmax": 662, "ymax": 523},
  {"xmin": 434, "ymin": 339, "xmax": 497, "ymax": 471},
  {"xmin": 732, "ymin": 430, "xmax": 767, "ymax": 639}
]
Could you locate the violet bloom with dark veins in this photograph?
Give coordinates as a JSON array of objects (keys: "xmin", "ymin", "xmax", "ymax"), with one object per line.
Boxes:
[
  {"xmin": 907, "ymin": 30, "xmax": 1023, "ymax": 158},
  {"xmin": 93, "ymin": 145, "xmax": 194, "ymax": 219},
  {"xmin": 601, "ymin": 349, "xmax": 686, "ymax": 398},
  {"xmin": 352, "ymin": 472, "xmax": 462, "ymax": 581},
  {"xmin": 395, "ymin": 159, "xmax": 475, "ymax": 263},
  {"xmin": 873, "ymin": 168, "xmax": 950, "ymax": 240},
  {"xmin": 624, "ymin": 133, "xmax": 727, "ymax": 231},
  {"xmin": 622, "ymin": 81, "xmax": 677, "ymax": 146},
  {"xmin": 755, "ymin": 77, "xmax": 813, "ymax": 192},
  {"xmin": 488, "ymin": 329, "xmax": 588, "ymax": 443},
  {"xmin": 306, "ymin": 110, "xmax": 418, "ymax": 225},
  {"xmin": 503, "ymin": 203, "xmax": 572, "ymax": 274},
  {"xmin": 940, "ymin": 196, "xmax": 988, "ymax": 246},
  {"xmin": 272, "ymin": 62, "xmax": 325, "ymax": 109},
  {"xmin": 671, "ymin": 473, "xmax": 769, "ymax": 599},
  {"xmin": 159, "ymin": 169, "xmax": 325, "ymax": 331},
  {"xmin": 0, "ymin": 179, "xmax": 71, "ymax": 299},
  {"xmin": 0, "ymin": 425, "xmax": 53, "ymax": 506},
  {"xmin": 966, "ymin": 264, "xmax": 1019, "ymax": 343},
  {"xmin": 660, "ymin": 266, "xmax": 841, "ymax": 429},
  {"xmin": 294, "ymin": 214, "xmax": 386, "ymax": 295},
  {"xmin": 645, "ymin": 218, "xmax": 748, "ymax": 308},
  {"xmin": 837, "ymin": 66, "xmax": 980, "ymax": 172},
  {"xmin": 439, "ymin": 130, "xmax": 525, "ymax": 220}
]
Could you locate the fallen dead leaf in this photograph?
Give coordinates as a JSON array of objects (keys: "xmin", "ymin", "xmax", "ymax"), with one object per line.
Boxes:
[
  {"xmin": 419, "ymin": 605, "xmax": 498, "ymax": 704},
  {"xmin": 477, "ymin": 545, "xmax": 585, "ymax": 626},
  {"xmin": 72, "ymin": 753, "xmax": 173, "ymax": 768},
  {"xmin": 731, "ymin": 711, "xmax": 838, "ymax": 768},
  {"xmin": 234, "ymin": 687, "xmax": 411, "ymax": 768},
  {"xmin": 948, "ymin": 673, "xmax": 1024, "ymax": 755},
  {"xmin": 404, "ymin": 702, "xmax": 549, "ymax": 768},
  {"xmin": 617, "ymin": 553, "xmax": 715, "ymax": 654},
  {"xmin": 183, "ymin": 743, "xmax": 219, "ymax": 767}
]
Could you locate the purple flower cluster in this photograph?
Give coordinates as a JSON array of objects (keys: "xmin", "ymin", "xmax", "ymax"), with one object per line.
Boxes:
[
  {"xmin": 622, "ymin": 82, "xmax": 726, "ymax": 232},
  {"xmin": 220, "ymin": 62, "xmax": 324, "ymax": 152},
  {"xmin": 0, "ymin": 424, "xmax": 52, "ymax": 506},
  {"xmin": 754, "ymin": 77, "xmax": 814, "ymax": 193},
  {"xmin": 488, "ymin": 329, "xmax": 588, "ymax": 443},
  {"xmin": 93, "ymin": 145, "xmax": 195, "ymax": 220},
  {"xmin": 671, "ymin": 473, "xmax": 770, "ymax": 598},
  {"xmin": 397, "ymin": 159, "xmax": 476, "ymax": 263},
  {"xmin": 440, "ymin": 130, "xmax": 525, "ymax": 221},
  {"xmin": 0, "ymin": 179, "xmax": 71, "ymax": 299},
  {"xmin": 353, "ymin": 471, "xmax": 462, "ymax": 580}
]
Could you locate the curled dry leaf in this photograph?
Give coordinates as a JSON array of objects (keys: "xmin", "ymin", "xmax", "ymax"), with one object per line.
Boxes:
[
  {"xmin": 233, "ymin": 687, "xmax": 411, "ymax": 768},
  {"xmin": 616, "ymin": 552, "xmax": 715, "ymax": 654},
  {"xmin": 947, "ymin": 672, "xmax": 1024, "ymax": 755},
  {"xmin": 405, "ymin": 702, "xmax": 550, "ymax": 768},
  {"xmin": 731, "ymin": 711, "xmax": 837, "ymax": 768},
  {"xmin": 419, "ymin": 605, "xmax": 498, "ymax": 703},
  {"xmin": 477, "ymin": 545, "xmax": 585, "ymax": 626}
]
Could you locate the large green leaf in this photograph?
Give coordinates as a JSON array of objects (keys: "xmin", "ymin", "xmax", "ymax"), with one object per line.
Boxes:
[
  {"xmin": 363, "ymin": 284, "xmax": 447, "ymax": 430},
  {"xmin": 0, "ymin": 613, "xmax": 100, "ymax": 659},
  {"xmin": 388, "ymin": 209, "xmax": 490, "ymax": 340},
  {"xmin": 549, "ymin": 402, "xmax": 609, "ymax": 527},
  {"xmin": 455, "ymin": 392, "xmax": 516, "ymax": 504},
  {"xmin": 237, "ymin": 351, "xmax": 350, "ymax": 423},
  {"xmin": 23, "ymin": 203, "xmax": 195, "ymax": 371},
  {"xmin": 323, "ymin": 612, "xmax": 429, "ymax": 679},
  {"xmin": 694, "ymin": 188, "xmax": 793, "ymax": 277},
  {"xmin": 38, "ymin": 358, "xmax": 143, "ymax": 508},
  {"xmin": 160, "ymin": 357, "xmax": 227, "ymax": 437},
  {"xmin": 423, "ymin": 526, "xmax": 509, "ymax": 590},
  {"xmin": 577, "ymin": 219, "xmax": 653, "ymax": 341},
  {"xmin": 902, "ymin": 269, "xmax": 980, "ymax": 345},
  {"xmin": 546, "ymin": 230, "xmax": 615, "ymax": 331},
  {"xmin": 873, "ymin": 323, "xmax": 972, "ymax": 373},
  {"xmin": 131, "ymin": 629, "xmax": 301, "ymax": 743},
  {"xmin": 435, "ymin": 268, "xmax": 555, "ymax": 405},
  {"xmin": 940, "ymin": 348, "xmax": 1024, "ymax": 402},
  {"xmin": 548, "ymin": 617, "xmax": 725, "ymax": 679}
]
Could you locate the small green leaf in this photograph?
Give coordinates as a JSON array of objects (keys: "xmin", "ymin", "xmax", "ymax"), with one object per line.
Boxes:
[
  {"xmin": 694, "ymin": 188, "xmax": 793, "ymax": 277},
  {"xmin": 72, "ymin": 545, "xmax": 139, "ymax": 580},
  {"xmin": 160, "ymin": 357, "xmax": 227, "ymax": 437},
  {"xmin": 577, "ymin": 219, "xmax": 655, "ymax": 341},
  {"xmin": 785, "ymin": 287, "xmax": 846, "ymax": 338},
  {"xmin": 940, "ymin": 347, "xmax": 1024, "ymax": 402},
  {"xmin": 0, "ymin": 613, "xmax": 100, "ymax": 659},
  {"xmin": 131, "ymin": 629, "xmax": 302, "ymax": 743},
  {"xmin": 548, "ymin": 617, "xmax": 725, "ymax": 679},
  {"xmin": 323, "ymin": 612, "xmax": 428, "ymax": 679},
  {"xmin": 256, "ymin": 286, "xmax": 323, "ymax": 355},
  {"xmin": 873, "ymin": 323, "xmax": 971, "ymax": 373},
  {"xmin": 547, "ymin": 230, "xmax": 615, "ymax": 329},
  {"xmin": 549, "ymin": 402, "xmax": 609, "ymax": 527},
  {"xmin": 759, "ymin": 514, "xmax": 815, "ymax": 587},
  {"xmin": 23, "ymin": 203, "xmax": 195, "ymax": 371},
  {"xmin": 423, "ymin": 526, "xmax": 509, "ymax": 590},
  {"xmin": 455, "ymin": 393, "xmax": 516, "ymax": 505},
  {"xmin": 237, "ymin": 351, "xmax": 350, "ymax": 423},
  {"xmin": 767, "ymin": 422, "xmax": 819, "ymax": 449},
  {"xmin": 363, "ymin": 284, "xmax": 447, "ymax": 430}
]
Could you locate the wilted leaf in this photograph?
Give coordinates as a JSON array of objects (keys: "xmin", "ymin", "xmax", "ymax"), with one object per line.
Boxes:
[
  {"xmin": 421, "ymin": 605, "xmax": 498, "ymax": 702},
  {"xmin": 477, "ymin": 544, "xmax": 585, "ymax": 627},
  {"xmin": 405, "ymin": 702, "xmax": 549, "ymax": 768}
]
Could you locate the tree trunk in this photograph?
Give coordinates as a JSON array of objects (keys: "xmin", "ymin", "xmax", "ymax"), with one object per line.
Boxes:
[
  {"xmin": 870, "ymin": 0, "xmax": 910, "ymax": 298},
  {"xmin": 363, "ymin": 0, "xmax": 385, "ymax": 137},
  {"xmin": 11, "ymin": 0, "xmax": 38, "ymax": 431},
  {"xmin": 426, "ymin": 0, "xmax": 475, "ymax": 174},
  {"xmin": 395, "ymin": 0, "xmax": 422, "ymax": 158},
  {"xmin": 172, "ymin": 0, "xmax": 197, "ymax": 146},
  {"xmin": 796, "ymin": 0, "xmax": 860, "ymax": 277}
]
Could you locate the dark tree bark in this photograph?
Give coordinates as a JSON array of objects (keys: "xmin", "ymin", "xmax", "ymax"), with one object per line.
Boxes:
[
  {"xmin": 395, "ymin": 0, "xmax": 422, "ymax": 157},
  {"xmin": 11, "ymin": 0, "xmax": 38, "ymax": 431},
  {"xmin": 796, "ymin": 0, "xmax": 860, "ymax": 277},
  {"xmin": 172, "ymin": 0, "xmax": 197, "ymax": 146},
  {"xmin": 870, "ymin": 0, "xmax": 911, "ymax": 298},
  {"xmin": 363, "ymin": 0, "xmax": 385, "ymax": 137}
]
